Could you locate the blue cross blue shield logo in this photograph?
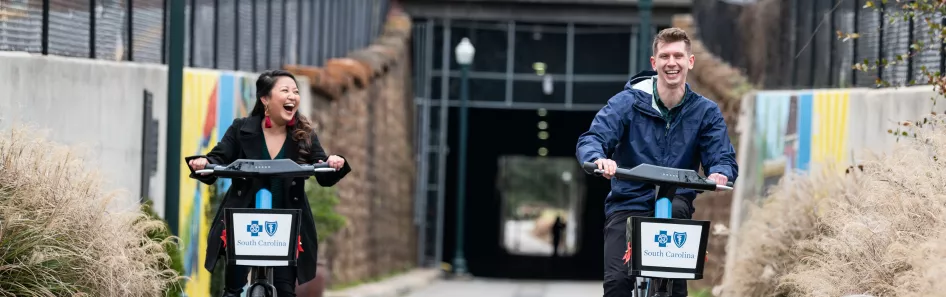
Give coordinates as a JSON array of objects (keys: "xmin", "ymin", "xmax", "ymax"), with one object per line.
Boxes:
[
  {"xmin": 247, "ymin": 220, "xmax": 262, "ymax": 237},
  {"xmin": 265, "ymin": 221, "xmax": 278, "ymax": 237},
  {"xmin": 673, "ymin": 232, "xmax": 687, "ymax": 248},
  {"xmin": 654, "ymin": 230, "xmax": 670, "ymax": 247}
]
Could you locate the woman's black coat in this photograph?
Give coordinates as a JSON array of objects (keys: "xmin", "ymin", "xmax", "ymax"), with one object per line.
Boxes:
[{"xmin": 185, "ymin": 114, "xmax": 351, "ymax": 284}]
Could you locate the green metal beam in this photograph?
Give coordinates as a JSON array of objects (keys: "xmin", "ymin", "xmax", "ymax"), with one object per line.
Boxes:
[
  {"xmin": 165, "ymin": 0, "xmax": 185, "ymax": 236},
  {"xmin": 638, "ymin": 0, "xmax": 652, "ymax": 71}
]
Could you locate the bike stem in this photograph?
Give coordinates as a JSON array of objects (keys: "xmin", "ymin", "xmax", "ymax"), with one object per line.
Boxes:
[{"xmin": 654, "ymin": 184, "xmax": 678, "ymax": 219}]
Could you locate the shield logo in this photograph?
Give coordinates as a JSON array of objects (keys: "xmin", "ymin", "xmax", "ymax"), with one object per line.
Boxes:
[
  {"xmin": 673, "ymin": 232, "xmax": 687, "ymax": 248},
  {"xmin": 265, "ymin": 221, "xmax": 278, "ymax": 237}
]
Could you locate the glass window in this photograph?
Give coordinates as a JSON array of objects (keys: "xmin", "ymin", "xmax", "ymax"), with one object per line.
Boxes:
[
  {"xmin": 514, "ymin": 22, "xmax": 567, "ymax": 75},
  {"xmin": 573, "ymin": 25, "xmax": 631, "ymax": 75},
  {"xmin": 572, "ymin": 82, "xmax": 626, "ymax": 105}
]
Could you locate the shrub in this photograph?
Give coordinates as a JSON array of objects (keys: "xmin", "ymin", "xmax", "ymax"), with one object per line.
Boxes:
[
  {"xmin": 304, "ymin": 177, "xmax": 346, "ymax": 244},
  {"xmin": 724, "ymin": 114, "xmax": 946, "ymax": 297},
  {"xmin": 140, "ymin": 200, "xmax": 186, "ymax": 297},
  {"xmin": 0, "ymin": 125, "xmax": 182, "ymax": 297}
]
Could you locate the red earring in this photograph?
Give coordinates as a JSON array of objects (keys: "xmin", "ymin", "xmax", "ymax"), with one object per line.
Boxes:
[
  {"xmin": 264, "ymin": 104, "xmax": 273, "ymax": 128},
  {"xmin": 288, "ymin": 116, "xmax": 296, "ymax": 126}
]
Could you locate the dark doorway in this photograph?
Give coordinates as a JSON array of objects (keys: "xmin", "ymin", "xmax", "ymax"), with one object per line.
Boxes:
[{"xmin": 440, "ymin": 106, "xmax": 613, "ymax": 280}]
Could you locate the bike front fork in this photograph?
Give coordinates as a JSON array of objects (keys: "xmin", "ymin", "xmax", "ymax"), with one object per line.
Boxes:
[
  {"xmin": 636, "ymin": 278, "xmax": 673, "ymax": 297},
  {"xmin": 247, "ymin": 266, "xmax": 278, "ymax": 297}
]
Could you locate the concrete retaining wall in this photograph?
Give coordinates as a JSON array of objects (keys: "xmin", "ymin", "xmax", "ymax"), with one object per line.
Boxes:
[
  {"xmin": 0, "ymin": 51, "xmax": 318, "ymax": 296},
  {"xmin": 0, "ymin": 52, "xmax": 169, "ymax": 212}
]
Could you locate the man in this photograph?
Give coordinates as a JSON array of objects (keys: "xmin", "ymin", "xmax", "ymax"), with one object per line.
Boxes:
[{"xmin": 575, "ymin": 27, "xmax": 738, "ymax": 297}]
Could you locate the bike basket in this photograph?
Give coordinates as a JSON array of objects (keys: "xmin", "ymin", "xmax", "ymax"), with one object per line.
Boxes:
[
  {"xmin": 224, "ymin": 208, "xmax": 303, "ymax": 267},
  {"xmin": 626, "ymin": 217, "xmax": 711, "ymax": 280}
]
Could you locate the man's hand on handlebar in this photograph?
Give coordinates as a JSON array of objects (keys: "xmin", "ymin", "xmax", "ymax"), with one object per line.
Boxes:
[
  {"xmin": 594, "ymin": 158, "xmax": 617, "ymax": 179},
  {"xmin": 707, "ymin": 173, "xmax": 728, "ymax": 191},
  {"xmin": 189, "ymin": 157, "xmax": 210, "ymax": 175},
  {"xmin": 320, "ymin": 155, "xmax": 345, "ymax": 170}
]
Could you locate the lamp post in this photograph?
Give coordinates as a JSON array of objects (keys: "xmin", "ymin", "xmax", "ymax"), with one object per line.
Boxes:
[{"xmin": 453, "ymin": 37, "xmax": 475, "ymax": 276}]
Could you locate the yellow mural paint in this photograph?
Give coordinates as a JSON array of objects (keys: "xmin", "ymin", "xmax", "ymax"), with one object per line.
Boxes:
[
  {"xmin": 811, "ymin": 90, "xmax": 850, "ymax": 174},
  {"xmin": 179, "ymin": 69, "xmax": 220, "ymax": 297}
]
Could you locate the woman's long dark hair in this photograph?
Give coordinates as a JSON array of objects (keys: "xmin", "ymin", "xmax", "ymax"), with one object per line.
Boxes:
[{"xmin": 250, "ymin": 69, "xmax": 315, "ymax": 164}]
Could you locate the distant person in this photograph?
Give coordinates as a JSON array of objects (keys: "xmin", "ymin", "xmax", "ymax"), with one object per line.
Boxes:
[
  {"xmin": 551, "ymin": 215, "xmax": 565, "ymax": 257},
  {"xmin": 575, "ymin": 27, "xmax": 738, "ymax": 297}
]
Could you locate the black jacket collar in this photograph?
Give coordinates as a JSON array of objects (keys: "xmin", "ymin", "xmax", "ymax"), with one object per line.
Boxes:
[{"xmin": 237, "ymin": 114, "xmax": 297, "ymax": 162}]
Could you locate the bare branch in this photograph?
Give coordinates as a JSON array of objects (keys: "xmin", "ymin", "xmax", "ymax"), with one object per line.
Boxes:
[{"xmin": 794, "ymin": 0, "xmax": 850, "ymax": 59}]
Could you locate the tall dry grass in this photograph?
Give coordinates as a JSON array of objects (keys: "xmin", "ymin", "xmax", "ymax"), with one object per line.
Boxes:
[
  {"xmin": 724, "ymin": 114, "xmax": 946, "ymax": 297},
  {"xmin": 0, "ymin": 125, "xmax": 183, "ymax": 297}
]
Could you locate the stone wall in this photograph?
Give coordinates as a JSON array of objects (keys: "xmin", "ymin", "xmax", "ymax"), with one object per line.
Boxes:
[{"xmin": 283, "ymin": 5, "xmax": 417, "ymax": 286}]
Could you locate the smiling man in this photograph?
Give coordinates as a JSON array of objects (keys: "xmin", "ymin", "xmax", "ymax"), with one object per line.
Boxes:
[{"xmin": 575, "ymin": 28, "xmax": 738, "ymax": 297}]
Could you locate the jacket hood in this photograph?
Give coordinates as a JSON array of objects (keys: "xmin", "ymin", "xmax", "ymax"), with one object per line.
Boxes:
[
  {"xmin": 624, "ymin": 70, "xmax": 660, "ymax": 91},
  {"xmin": 623, "ymin": 69, "xmax": 697, "ymax": 107}
]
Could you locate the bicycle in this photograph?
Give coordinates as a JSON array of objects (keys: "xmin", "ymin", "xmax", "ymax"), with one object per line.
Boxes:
[
  {"xmin": 192, "ymin": 158, "xmax": 337, "ymax": 297},
  {"xmin": 581, "ymin": 162, "xmax": 733, "ymax": 297}
]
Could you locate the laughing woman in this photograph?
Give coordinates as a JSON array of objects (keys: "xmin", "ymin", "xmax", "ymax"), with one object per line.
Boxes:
[{"xmin": 186, "ymin": 69, "xmax": 351, "ymax": 297}]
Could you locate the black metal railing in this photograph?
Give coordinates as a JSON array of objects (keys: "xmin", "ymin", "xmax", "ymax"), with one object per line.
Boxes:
[
  {"xmin": 0, "ymin": 0, "xmax": 390, "ymax": 71},
  {"xmin": 693, "ymin": 0, "xmax": 937, "ymax": 90}
]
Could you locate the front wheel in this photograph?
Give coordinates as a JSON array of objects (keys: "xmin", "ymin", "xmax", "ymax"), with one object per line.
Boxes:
[{"xmin": 248, "ymin": 284, "xmax": 270, "ymax": 297}]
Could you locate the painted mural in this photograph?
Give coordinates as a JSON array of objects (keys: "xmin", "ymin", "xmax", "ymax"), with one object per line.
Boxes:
[
  {"xmin": 750, "ymin": 89, "xmax": 852, "ymax": 196},
  {"xmin": 178, "ymin": 69, "xmax": 258, "ymax": 297},
  {"xmin": 746, "ymin": 85, "xmax": 946, "ymax": 197}
]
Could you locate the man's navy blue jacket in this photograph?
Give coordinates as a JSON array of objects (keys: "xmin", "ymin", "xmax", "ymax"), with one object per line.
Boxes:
[{"xmin": 576, "ymin": 70, "xmax": 738, "ymax": 216}]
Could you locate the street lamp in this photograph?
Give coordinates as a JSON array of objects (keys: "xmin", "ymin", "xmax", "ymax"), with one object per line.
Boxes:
[{"xmin": 453, "ymin": 37, "xmax": 475, "ymax": 276}]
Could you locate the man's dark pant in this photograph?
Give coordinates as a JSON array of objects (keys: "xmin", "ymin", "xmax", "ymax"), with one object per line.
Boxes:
[
  {"xmin": 603, "ymin": 195, "xmax": 693, "ymax": 297},
  {"xmin": 223, "ymin": 264, "xmax": 297, "ymax": 297}
]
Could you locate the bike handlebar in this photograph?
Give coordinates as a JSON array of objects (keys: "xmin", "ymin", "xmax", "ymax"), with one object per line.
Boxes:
[
  {"xmin": 582, "ymin": 162, "xmax": 733, "ymax": 191},
  {"xmin": 193, "ymin": 158, "xmax": 337, "ymax": 179}
]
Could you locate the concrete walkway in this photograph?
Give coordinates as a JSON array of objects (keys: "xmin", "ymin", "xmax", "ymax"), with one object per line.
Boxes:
[
  {"xmin": 405, "ymin": 278, "xmax": 603, "ymax": 297},
  {"xmin": 324, "ymin": 269, "xmax": 443, "ymax": 297},
  {"xmin": 323, "ymin": 269, "xmax": 603, "ymax": 297}
]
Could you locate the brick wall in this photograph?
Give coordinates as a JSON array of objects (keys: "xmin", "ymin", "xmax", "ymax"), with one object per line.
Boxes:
[
  {"xmin": 283, "ymin": 5, "xmax": 417, "ymax": 286},
  {"xmin": 671, "ymin": 14, "xmax": 753, "ymax": 291}
]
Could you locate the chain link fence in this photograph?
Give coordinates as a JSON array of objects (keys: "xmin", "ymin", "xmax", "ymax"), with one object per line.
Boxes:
[
  {"xmin": 0, "ymin": 0, "xmax": 390, "ymax": 71},
  {"xmin": 693, "ymin": 0, "xmax": 940, "ymax": 90}
]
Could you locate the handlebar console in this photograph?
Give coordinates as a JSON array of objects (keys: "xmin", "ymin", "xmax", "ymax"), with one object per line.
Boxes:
[
  {"xmin": 581, "ymin": 162, "xmax": 733, "ymax": 191},
  {"xmin": 192, "ymin": 158, "xmax": 337, "ymax": 178}
]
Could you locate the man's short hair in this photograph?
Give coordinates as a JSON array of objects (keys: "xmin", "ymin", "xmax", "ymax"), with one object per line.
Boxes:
[{"xmin": 652, "ymin": 27, "xmax": 691, "ymax": 55}]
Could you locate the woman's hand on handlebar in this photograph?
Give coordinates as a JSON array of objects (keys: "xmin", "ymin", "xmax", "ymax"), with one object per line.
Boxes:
[
  {"xmin": 594, "ymin": 158, "xmax": 617, "ymax": 179},
  {"xmin": 188, "ymin": 157, "xmax": 210, "ymax": 175},
  {"xmin": 320, "ymin": 155, "xmax": 345, "ymax": 170}
]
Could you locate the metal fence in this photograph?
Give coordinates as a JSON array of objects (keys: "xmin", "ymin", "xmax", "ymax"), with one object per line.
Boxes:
[
  {"xmin": 0, "ymin": 0, "xmax": 390, "ymax": 71},
  {"xmin": 693, "ymin": 0, "xmax": 940, "ymax": 90}
]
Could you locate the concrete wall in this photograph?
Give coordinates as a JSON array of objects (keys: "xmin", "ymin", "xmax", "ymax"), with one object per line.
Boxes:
[
  {"xmin": 723, "ymin": 85, "xmax": 939, "ymax": 284},
  {"xmin": 0, "ymin": 51, "xmax": 318, "ymax": 296},
  {"xmin": 0, "ymin": 52, "xmax": 169, "ymax": 213}
]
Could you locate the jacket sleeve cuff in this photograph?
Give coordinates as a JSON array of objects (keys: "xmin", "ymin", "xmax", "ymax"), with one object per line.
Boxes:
[{"xmin": 708, "ymin": 165, "xmax": 733, "ymax": 181}]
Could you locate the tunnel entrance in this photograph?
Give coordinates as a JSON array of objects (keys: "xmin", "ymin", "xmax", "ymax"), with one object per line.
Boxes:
[
  {"xmin": 406, "ymin": 7, "xmax": 682, "ymax": 280},
  {"xmin": 438, "ymin": 107, "xmax": 613, "ymax": 280}
]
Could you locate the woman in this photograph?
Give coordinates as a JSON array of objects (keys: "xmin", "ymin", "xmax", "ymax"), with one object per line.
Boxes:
[{"xmin": 186, "ymin": 69, "xmax": 351, "ymax": 297}]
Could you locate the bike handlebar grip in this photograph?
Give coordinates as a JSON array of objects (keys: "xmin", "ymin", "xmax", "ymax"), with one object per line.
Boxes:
[
  {"xmin": 727, "ymin": 181, "xmax": 734, "ymax": 187},
  {"xmin": 581, "ymin": 162, "xmax": 599, "ymax": 173}
]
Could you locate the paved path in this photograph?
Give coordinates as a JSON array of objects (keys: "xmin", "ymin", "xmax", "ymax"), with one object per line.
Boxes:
[{"xmin": 404, "ymin": 278, "xmax": 603, "ymax": 297}]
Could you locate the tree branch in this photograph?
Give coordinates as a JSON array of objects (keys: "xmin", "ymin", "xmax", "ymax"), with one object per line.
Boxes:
[{"xmin": 794, "ymin": 0, "xmax": 850, "ymax": 59}]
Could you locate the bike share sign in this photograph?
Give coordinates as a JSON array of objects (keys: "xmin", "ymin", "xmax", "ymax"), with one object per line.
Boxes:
[
  {"xmin": 226, "ymin": 208, "xmax": 301, "ymax": 267},
  {"xmin": 627, "ymin": 217, "xmax": 710, "ymax": 280}
]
